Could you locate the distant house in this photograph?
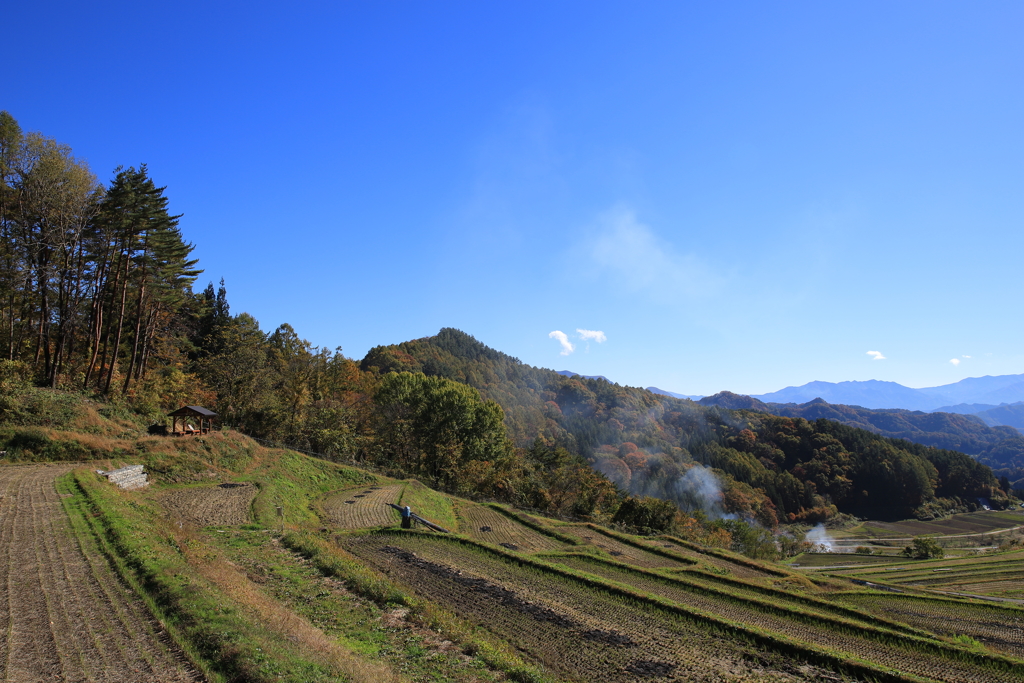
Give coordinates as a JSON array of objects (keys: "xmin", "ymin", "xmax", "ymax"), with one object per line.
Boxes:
[{"xmin": 168, "ymin": 406, "xmax": 217, "ymax": 436}]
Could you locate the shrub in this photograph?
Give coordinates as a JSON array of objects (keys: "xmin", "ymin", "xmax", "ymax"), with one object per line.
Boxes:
[{"xmin": 901, "ymin": 536, "xmax": 944, "ymax": 559}]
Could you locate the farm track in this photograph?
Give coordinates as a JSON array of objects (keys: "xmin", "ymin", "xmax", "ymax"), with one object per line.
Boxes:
[
  {"xmin": 547, "ymin": 554, "xmax": 1024, "ymax": 683},
  {"xmin": 834, "ymin": 594, "xmax": 1024, "ymax": 659},
  {"xmin": 0, "ymin": 464, "xmax": 200, "ymax": 683},
  {"xmin": 344, "ymin": 533, "xmax": 856, "ymax": 682},
  {"xmin": 322, "ymin": 484, "xmax": 404, "ymax": 529},
  {"xmin": 456, "ymin": 504, "xmax": 567, "ymax": 552}
]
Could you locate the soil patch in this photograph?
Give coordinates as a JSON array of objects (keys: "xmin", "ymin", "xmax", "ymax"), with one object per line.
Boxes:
[{"xmin": 158, "ymin": 482, "xmax": 258, "ymax": 526}]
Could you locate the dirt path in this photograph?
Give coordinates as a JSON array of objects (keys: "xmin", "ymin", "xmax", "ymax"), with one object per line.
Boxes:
[{"xmin": 0, "ymin": 464, "xmax": 201, "ymax": 683}]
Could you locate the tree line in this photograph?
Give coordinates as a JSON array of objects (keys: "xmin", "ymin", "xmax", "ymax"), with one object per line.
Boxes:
[{"xmin": 1, "ymin": 112, "xmax": 199, "ymax": 393}]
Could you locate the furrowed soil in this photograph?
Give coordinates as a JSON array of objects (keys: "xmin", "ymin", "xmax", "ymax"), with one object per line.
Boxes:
[
  {"xmin": 0, "ymin": 464, "xmax": 200, "ymax": 683},
  {"xmin": 322, "ymin": 484, "xmax": 405, "ymax": 529},
  {"xmin": 823, "ymin": 550, "xmax": 1024, "ymax": 598},
  {"xmin": 833, "ymin": 593, "xmax": 1024, "ymax": 660},
  {"xmin": 548, "ymin": 555, "xmax": 1024, "ymax": 683},
  {"xmin": 455, "ymin": 504, "xmax": 567, "ymax": 552},
  {"xmin": 158, "ymin": 481, "xmax": 258, "ymax": 526},
  {"xmin": 344, "ymin": 533, "xmax": 870, "ymax": 683},
  {"xmin": 555, "ymin": 526, "xmax": 695, "ymax": 570}
]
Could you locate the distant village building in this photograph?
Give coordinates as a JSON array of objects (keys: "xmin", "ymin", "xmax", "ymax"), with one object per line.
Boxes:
[{"xmin": 168, "ymin": 406, "xmax": 217, "ymax": 436}]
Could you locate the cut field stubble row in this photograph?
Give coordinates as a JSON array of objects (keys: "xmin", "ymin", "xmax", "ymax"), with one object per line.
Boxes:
[
  {"xmin": 0, "ymin": 464, "xmax": 200, "ymax": 683},
  {"xmin": 548, "ymin": 554, "xmax": 1024, "ymax": 683},
  {"xmin": 344, "ymin": 532, "xmax": 813, "ymax": 683}
]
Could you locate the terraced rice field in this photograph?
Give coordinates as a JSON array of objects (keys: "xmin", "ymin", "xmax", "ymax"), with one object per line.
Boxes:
[
  {"xmin": 835, "ymin": 510, "xmax": 1024, "ymax": 541},
  {"xmin": 549, "ymin": 554, "xmax": 914, "ymax": 634},
  {"xmin": 647, "ymin": 536, "xmax": 780, "ymax": 580},
  {"xmin": 344, "ymin": 533, "xmax": 847, "ymax": 682},
  {"xmin": 455, "ymin": 503, "xmax": 567, "ymax": 552},
  {"xmin": 546, "ymin": 554, "xmax": 1023, "ymax": 683},
  {"xmin": 823, "ymin": 550, "xmax": 1024, "ymax": 598},
  {"xmin": 833, "ymin": 593, "xmax": 1024, "ymax": 659},
  {"xmin": 791, "ymin": 553, "xmax": 905, "ymax": 569},
  {"xmin": 321, "ymin": 484, "xmax": 404, "ymax": 528},
  {"xmin": 555, "ymin": 525, "xmax": 696, "ymax": 570},
  {"xmin": 345, "ymin": 531, "xmax": 1024, "ymax": 683},
  {"xmin": 0, "ymin": 464, "xmax": 201, "ymax": 682},
  {"xmin": 158, "ymin": 482, "xmax": 258, "ymax": 526}
]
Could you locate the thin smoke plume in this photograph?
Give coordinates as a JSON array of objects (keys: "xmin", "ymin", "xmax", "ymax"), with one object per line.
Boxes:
[
  {"xmin": 672, "ymin": 464, "xmax": 733, "ymax": 520},
  {"xmin": 805, "ymin": 524, "xmax": 839, "ymax": 552}
]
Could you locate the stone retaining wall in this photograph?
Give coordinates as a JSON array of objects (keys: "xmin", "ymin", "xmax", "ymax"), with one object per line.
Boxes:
[{"xmin": 97, "ymin": 464, "xmax": 148, "ymax": 490}]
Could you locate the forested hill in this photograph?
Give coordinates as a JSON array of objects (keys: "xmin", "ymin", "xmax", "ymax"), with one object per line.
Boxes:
[
  {"xmin": 361, "ymin": 328, "xmax": 1010, "ymax": 522},
  {"xmin": 698, "ymin": 392, "xmax": 1024, "ymax": 471}
]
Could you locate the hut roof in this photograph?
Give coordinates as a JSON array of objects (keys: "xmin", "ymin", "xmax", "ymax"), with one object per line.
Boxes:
[{"xmin": 169, "ymin": 406, "xmax": 218, "ymax": 418}]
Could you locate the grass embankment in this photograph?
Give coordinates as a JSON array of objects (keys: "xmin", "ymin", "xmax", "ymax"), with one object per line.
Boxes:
[
  {"xmin": 52, "ymin": 410, "xmax": 548, "ymax": 683},
  {"xmin": 396, "ymin": 479, "xmax": 458, "ymax": 531},
  {"xmin": 63, "ymin": 469, "xmax": 373, "ymax": 683}
]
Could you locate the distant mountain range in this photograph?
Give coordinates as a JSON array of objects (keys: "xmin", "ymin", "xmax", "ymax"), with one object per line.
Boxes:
[
  {"xmin": 698, "ymin": 391, "xmax": 1022, "ymax": 463},
  {"xmin": 747, "ymin": 374, "xmax": 1024, "ymax": 412},
  {"xmin": 647, "ymin": 374, "xmax": 1024, "ymax": 431},
  {"xmin": 645, "ymin": 386, "xmax": 704, "ymax": 401},
  {"xmin": 931, "ymin": 402, "xmax": 1024, "ymax": 432},
  {"xmin": 556, "ymin": 370, "xmax": 611, "ymax": 382}
]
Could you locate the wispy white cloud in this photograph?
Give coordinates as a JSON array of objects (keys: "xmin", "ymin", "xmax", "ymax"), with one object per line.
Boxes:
[
  {"xmin": 949, "ymin": 358, "xmax": 961, "ymax": 366},
  {"xmin": 587, "ymin": 205, "xmax": 724, "ymax": 300},
  {"xmin": 577, "ymin": 329, "xmax": 607, "ymax": 343},
  {"xmin": 962, "ymin": 355, "xmax": 971, "ymax": 359},
  {"xmin": 549, "ymin": 330, "xmax": 575, "ymax": 355},
  {"xmin": 866, "ymin": 351, "xmax": 886, "ymax": 360}
]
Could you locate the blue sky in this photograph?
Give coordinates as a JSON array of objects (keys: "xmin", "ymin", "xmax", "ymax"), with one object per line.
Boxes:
[{"xmin": 7, "ymin": 1, "xmax": 1023, "ymax": 395}]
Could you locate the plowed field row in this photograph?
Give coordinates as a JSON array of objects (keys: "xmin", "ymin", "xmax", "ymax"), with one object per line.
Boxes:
[
  {"xmin": 834, "ymin": 594, "xmax": 1024, "ymax": 659},
  {"xmin": 0, "ymin": 465, "xmax": 200, "ymax": 683},
  {"xmin": 547, "ymin": 553, "xmax": 1023, "ymax": 683},
  {"xmin": 343, "ymin": 533, "xmax": 857, "ymax": 683},
  {"xmin": 930, "ymin": 579, "xmax": 1024, "ymax": 596},
  {"xmin": 555, "ymin": 526, "xmax": 694, "ymax": 570},
  {"xmin": 833, "ymin": 552, "xmax": 1024, "ymax": 577},
  {"xmin": 893, "ymin": 570, "xmax": 1024, "ymax": 588},
  {"xmin": 455, "ymin": 504, "xmax": 567, "ymax": 552},
  {"xmin": 648, "ymin": 537, "xmax": 778, "ymax": 579},
  {"xmin": 322, "ymin": 484, "xmax": 403, "ymax": 528},
  {"xmin": 158, "ymin": 483, "xmax": 258, "ymax": 527}
]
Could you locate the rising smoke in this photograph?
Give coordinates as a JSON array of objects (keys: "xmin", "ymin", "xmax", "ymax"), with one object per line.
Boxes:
[
  {"xmin": 805, "ymin": 524, "xmax": 839, "ymax": 552},
  {"xmin": 672, "ymin": 464, "xmax": 735, "ymax": 520}
]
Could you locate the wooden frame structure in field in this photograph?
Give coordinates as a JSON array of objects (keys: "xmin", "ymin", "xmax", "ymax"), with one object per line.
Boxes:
[{"xmin": 168, "ymin": 405, "xmax": 217, "ymax": 436}]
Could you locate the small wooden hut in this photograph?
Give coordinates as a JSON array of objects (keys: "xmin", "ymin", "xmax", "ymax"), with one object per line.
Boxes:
[{"xmin": 168, "ymin": 406, "xmax": 217, "ymax": 436}]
